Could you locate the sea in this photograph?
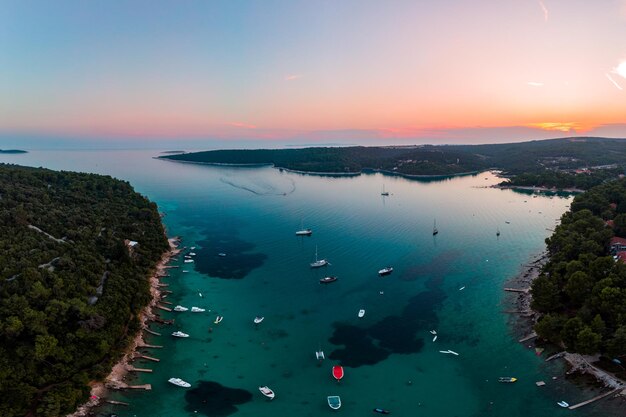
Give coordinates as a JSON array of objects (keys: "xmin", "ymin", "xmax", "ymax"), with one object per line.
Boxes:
[{"xmin": 1, "ymin": 150, "xmax": 621, "ymax": 417}]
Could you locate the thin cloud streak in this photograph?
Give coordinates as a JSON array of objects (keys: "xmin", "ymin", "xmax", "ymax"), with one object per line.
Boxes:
[
  {"xmin": 285, "ymin": 74, "xmax": 303, "ymax": 81},
  {"xmin": 228, "ymin": 122, "xmax": 257, "ymax": 129},
  {"xmin": 606, "ymin": 73, "xmax": 623, "ymax": 90},
  {"xmin": 527, "ymin": 81, "xmax": 544, "ymax": 87},
  {"xmin": 538, "ymin": 0, "xmax": 549, "ymax": 22}
]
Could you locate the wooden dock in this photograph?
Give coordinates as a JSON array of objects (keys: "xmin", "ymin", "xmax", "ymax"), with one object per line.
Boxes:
[
  {"xmin": 138, "ymin": 343, "xmax": 163, "ymax": 349},
  {"xmin": 106, "ymin": 400, "xmax": 129, "ymax": 406},
  {"xmin": 144, "ymin": 328, "xmax": 161, "ymax": 336},
  {"xmin": 127, "ymin": 366, "xmax": 153, "ymax": 373},
  {"xmin": 127, "ymin": 384, "xmax": 152, "ymax": 390},
  {"xmin": 518, "ymin": 331, "xmax": 538, "ymax": 343},
  {"xmin": 161, "ymin": 300, "xmax": 173, "ymax": 305},
  {"xmin": 137, "ymin": 354, "xmax": 160, "ymax": 362},
  {"xmin": 545, "ymin": 351, "xmax": 565, "ymax": 362},
  {"xmin": 568, "ymin": 388, "xmax": 621, "ymax": 410},
  {"xmin": 156, "ymin": 305, "xmax": 172, "ymax": 312},
  {"xmin": 504, "ymin": 287, "xmax": 530, "ymax": 294}
]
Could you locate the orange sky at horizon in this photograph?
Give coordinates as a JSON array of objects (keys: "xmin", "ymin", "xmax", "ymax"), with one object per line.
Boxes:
[{"xmin": 1, "ymin": 1, "xmax": 626, "ymax": 145}]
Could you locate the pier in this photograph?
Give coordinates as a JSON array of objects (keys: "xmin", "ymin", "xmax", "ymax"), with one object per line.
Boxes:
[
  {"xmin": 106, "ymin": 400, "xmax": 129, "ymax": 406},
  {"xmin": 138, "ymin": 343, "xmax": 163, "ymax": 349},
  {"xmin": 518, "ymin": 331, "xmax": 538, "ymax": 343},
  {"xmin": 127, "ymin": 366, "xmax": 153, "ymax": 373},
  {"xmin": 568, "ymin": 388, "xmax": 621, "ymax": 410},
  {"xmin": 137, "ymin": 354, "xmax": 160, "ymax": 362},
  {"xmin": 144, "ymin": 328, "xmax": 161, "ymax": 336},
  {"xmin": 156, "ymin": 305, "xmax": 172, "ymax": 312},
  {"xmin": 504, "ymin": 287, "xmax": 530, "ymax": 294}
]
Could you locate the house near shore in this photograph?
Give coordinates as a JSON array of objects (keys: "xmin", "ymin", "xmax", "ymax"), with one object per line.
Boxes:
[
  {"xmin": 614, "ymin": 251, "xmax": 626, "ymax": 263},
  {"xmin": 610, "ymin": 237, "xmax": 626, "ymax": 254},
  {"xmin": 124, "ymin": 239, "xmax": 140, "ymax": 257}
]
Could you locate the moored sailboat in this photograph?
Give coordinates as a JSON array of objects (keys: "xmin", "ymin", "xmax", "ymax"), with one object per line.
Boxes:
[{"xmin": 310, "ymin": 246, "xmax": 329, "ymax": 268}]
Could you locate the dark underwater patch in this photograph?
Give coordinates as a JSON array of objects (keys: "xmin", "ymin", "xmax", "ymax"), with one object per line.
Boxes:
[
  {"xmin": 184, "ymin": 381, "xmax": 252, "ymax": 417},
  {"xmin": 328, "ymin": 287, "xmax": 446, "ymax": 367},
  {"xmin": 194, "ymin": 231, "xmax": 266, "ymax": 279}
]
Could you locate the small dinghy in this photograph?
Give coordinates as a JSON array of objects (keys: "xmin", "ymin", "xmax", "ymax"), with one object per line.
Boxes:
[
  {"xmin": 184, "ymin": 259, "xmax": 194, "ymax": 263},
  {"xmin": 174, "ymin": 305, "xmax": 188, "ymax": 312},
  {"xmin": 191, "ymin": 307, "xmax": 205, "ymax": 313},
  {"xmin": 373, "ymin": 408, "xmax": 390, "ymax": 414},
  {"xmin": 189, "ymin": 252, "xmax": 196, "ymax": 256},
  {"xmin": 378, "ymin": 267, "xmax": 393, "ymax": 276},
  {"xmin": 218, "ymin": 253, "xmax": 226, "ymax": 257},
  {"xmin": 320, "ymin": 276, "xmax": 337, "ymax": 284},
  {"xmin": 198, "ymin": 292, "xmax": 203, "ymax": 298},
  {"xmin": 432, "ymin": 335, "xmax": 437, "ymax": 342},
  {"xmin": 430, "ymin": 330, "xmax": 437, "ymax": 335},
  {"xmin": 254, "ymin": 316, "xmax": 265, "ymax": 324},
  {"xmin": 214, "ymin": 316, "xmax": 223, "ymax": 324},
  {"xmin": 498, "ymin": 377, "xmax": 517, "ymax": 383},
  {"xmin": 295, "ymin": 229, "xmax": 313, "ymax": 236},
  {"xmin": 358, "ymin": 309, "xmax": 365, "ymax": 318},
  {"xmin": 168, "ymin": 377, "xmax": 191, "ymax": 388},
  {"xmin": 316, "ymin": 350, "xmax": 325, "ymax": 361},
  {"xmin": 327, "ymin": 395, "xmax": 341, "ymax": 410},
  {"xmin": 332, "ymin": 365, "xmax": 344, "ymax": 381},
  {"xmin": 557, "ymin": 401, "xmax": 569, "ymax": 408},
  {"xmin": 258, "ymin": 386, "xmax": 275, "ymax": 400},
  {"xmin": 172, "ymin": 331, "xmax": 189, "ymax": 338},
  {"xmin": 447, "ymin": 350, "xmax": 459, "ymax": 356}
]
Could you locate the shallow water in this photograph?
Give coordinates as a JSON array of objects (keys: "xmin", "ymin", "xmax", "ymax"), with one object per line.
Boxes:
[{"xmin": 2, "ymin": 150, "xmax": 620, "ymax": 417}]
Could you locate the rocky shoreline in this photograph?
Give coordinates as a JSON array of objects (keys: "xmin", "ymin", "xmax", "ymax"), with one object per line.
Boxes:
[
  {"xmin": 506, "ymin": 252, "xmax": 626, "ymax": 407},
  {"xmin": 67, "ymin": 237, "xmax": 181, "ymax": 417}
]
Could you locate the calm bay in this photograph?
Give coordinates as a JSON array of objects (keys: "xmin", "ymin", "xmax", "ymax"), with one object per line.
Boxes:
[{"xmin": 1, "ymin": 150, "xmax": 618, "ymax": 417}]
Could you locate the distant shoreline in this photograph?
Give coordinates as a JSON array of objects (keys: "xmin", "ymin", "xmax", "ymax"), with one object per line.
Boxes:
[
  {"xmin": 0, "ymin": 149, "xmax": 27, "ymax": 154},
  {"xmin": 157, "ymin": 156, "xmax": 482, "ymax": 179},
  {"xmin": 493, "ymin": 184, "xmax": 585, "ymax": 194}
]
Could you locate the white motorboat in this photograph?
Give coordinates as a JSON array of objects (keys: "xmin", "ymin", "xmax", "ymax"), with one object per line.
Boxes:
[
  {"xmin": 258, "ymin": 386, "xmax": 275, "ymax": 400},
  {"xmin": 174, "ymin": 305, "xmax": 188, "ymax": 312},
  {"xmin": 218, "ymin": 253, "xmax": 226, "ymax": 257},
  {"xmin": 432, "ymin": 335, "xmax": 438, "ymax": 342},
  {"xmin": 254, "ymin": 316, "xmax": 265, "ymax": 324},
  {"xmin": 190, "ymin": 246, "xmax": 196, "ymax": 250},
  {"xmin": 172, "ymin": 331, "xmax": 189, "ymax": 338},
  {"xmin": 296, "ymin": 229, "xmax": 312, "ymax": 236},
  {"xmin": 557, "ymin": 401, "xmax": 569, "ymax": 408},
  {"xmin": 429, "ymin": 330, "xmax": 437, "ymax": 335},
  {"xmin": 378, "ymin": 267, "xmax": 393, "ymax": 276},
  {"xmin": 316, "ymin": 350, "xmax": 325, "ymax": 360},
  {"xmin": 189, "ymin": 252, "xmax": 196, "ymax": 256},
  {"xmin": 191, "ymin": 307, "xmax": 205, "ymax": 312},
  {"xmin": 168, "ymin": 377, "xmax": 191, "ymax": 388},
  {"xmin": 358, "ymin": 309, "xmax": 365, "ymax": 318},
  {"xmin": 184, "ymin": 259, "xmax": 194, "ymax": 263},
  {"xmin": 214, "ymin": 315, "xmax": 223, "ymax": 324},
  {"xmin": 327, "ymin": 395, "xmax": 341, "ymax": 410},
  {"xmin": 310, "ymin": 246, "xmax": 328, "ymax": 268}
]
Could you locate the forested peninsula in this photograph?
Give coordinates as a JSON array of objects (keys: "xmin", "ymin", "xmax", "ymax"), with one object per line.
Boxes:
[
  {"xmin": 159, "ymin": 137, "xmax": 626, "ymax": 189},
  {"xmin": 0, "ymin": 164, "xmax": 169, "ymax": 417},
  {"xmin": 531, "ymin": 178, "xmax": 626, "ymax": 368}
]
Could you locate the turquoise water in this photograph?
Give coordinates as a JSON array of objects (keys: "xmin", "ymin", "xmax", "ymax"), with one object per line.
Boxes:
[{"xmin": 0, "ymin": 151, "xmax": 618, "ymax": 417}]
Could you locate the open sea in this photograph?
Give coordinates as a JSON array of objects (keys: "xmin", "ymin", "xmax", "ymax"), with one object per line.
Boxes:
[{"xmin": 1, "ymin": 150, "xmax": 622, "ymax": 417}]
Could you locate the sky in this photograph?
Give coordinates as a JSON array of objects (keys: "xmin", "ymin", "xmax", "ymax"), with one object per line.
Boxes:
[{"xmin": 1, "ymin": 0, "xmax": 626, "ymax": 149}]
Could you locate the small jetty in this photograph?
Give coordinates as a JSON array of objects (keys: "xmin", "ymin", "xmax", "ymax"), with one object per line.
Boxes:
[
  {"xmin": 136, "ymin": 354, "xmax": 160, "ymax": 362},
  {"xmin": 106, "ymin": 400, "xmax": 129, "ymax": 406},
  {"xmin": 108, "ymin": 382, "xmax": 152, "ymax": 390},
  {"xmin": 138, "ymin": 343, "xmax": 163, "ymax": 349},
  {"xmin": 545, "ymin": 351, "xmax": 565, "ymax": 362},
  {"xmin": 127, "ymin": 366, "xmax": 153, "ymax": 373},
  {"xmin": 144, "ymin": 328, "xmax": 161, "ymax": 336},
  {"xmin": 504, "ymin": 287, "xmax": 530, "ymax": 294},
  {"xmin": 568, "ymin": 388, "xmax": 621, "ymax": 410},
  {"xmin": 518, "ymin": 331, "xmax": 538, "ymax": 343}
]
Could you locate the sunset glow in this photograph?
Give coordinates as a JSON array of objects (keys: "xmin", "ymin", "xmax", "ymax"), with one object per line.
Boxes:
[{"xmin": 1, "ymin": 0, "xmax": 626, "ymax": 147}]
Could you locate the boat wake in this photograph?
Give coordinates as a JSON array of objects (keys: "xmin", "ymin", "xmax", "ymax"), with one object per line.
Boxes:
[{"xmin": 219, "ymin": 176, "xmax": 296, "ymax": 196}]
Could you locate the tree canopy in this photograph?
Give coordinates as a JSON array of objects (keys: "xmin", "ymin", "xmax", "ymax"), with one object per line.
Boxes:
[
  {"xmin": 531, "ymin": 178, "xmax": 626, "ymax": 357},
  {"xmin": 0, "ymin": 164, "xmax": 168, "ymax": 417}
]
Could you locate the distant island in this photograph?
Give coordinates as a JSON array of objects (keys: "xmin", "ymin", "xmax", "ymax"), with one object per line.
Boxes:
[
  {"xmin": 159, "ymin": 137, "xmax": 626, "ymax": 190},
  {"xmin": 0, "ymin": 164, "xmax": 169, "ymax": 417},
  {"xmin": 0, "ymin": 149, "xmax": 27, "ymax": 154}
]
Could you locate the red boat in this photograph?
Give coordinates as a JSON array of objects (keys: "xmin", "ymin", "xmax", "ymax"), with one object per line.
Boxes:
[{"xmin": 332, "ymin": 365, "xmax": 344, "ymax": 381}]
